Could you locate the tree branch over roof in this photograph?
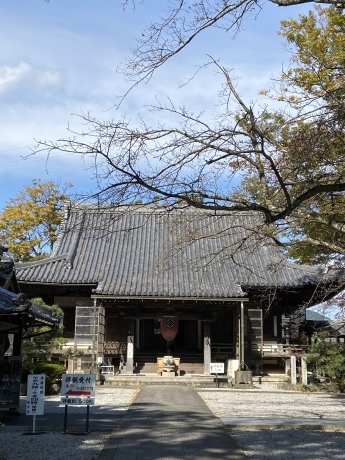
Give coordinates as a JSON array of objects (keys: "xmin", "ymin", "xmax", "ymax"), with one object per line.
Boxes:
[{"xmin": 34, "ymin": 6, "xmax": 345, "ymax": 269}]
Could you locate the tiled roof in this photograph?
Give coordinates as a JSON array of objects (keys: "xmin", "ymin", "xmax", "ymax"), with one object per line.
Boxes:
[
  {"xmin": 0, "ymin": 286, "xmax": 60, "ymax": 326},
  {"xmin": 0, "ymin": 255, "xmax": 60, "ymax": 326},
  {"xmin": 15, "ymin": 204, "xmax": 332, "ymax": 299}
]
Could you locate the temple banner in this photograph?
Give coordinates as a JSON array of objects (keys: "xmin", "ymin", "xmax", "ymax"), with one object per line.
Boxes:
[{"xmin": 160, "ymin": 316, "xmax": 179, "ymax": 341}]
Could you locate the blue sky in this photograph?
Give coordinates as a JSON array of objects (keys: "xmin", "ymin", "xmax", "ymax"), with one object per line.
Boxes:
[{"xmin": 0, "ymin": 0, "xmax": 312, "ymax": 209}]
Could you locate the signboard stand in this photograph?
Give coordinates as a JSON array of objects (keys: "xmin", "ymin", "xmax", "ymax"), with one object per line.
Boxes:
[
  {"xmin": 63, "ymin": 404, "xmax": 90, "ymax": 434},
  {"xmin": 26, "ymin": 374, "xmax": 45, "ymax": 434},
  {"xmin": 210, "ymin": 363, "xmax": 225, "ymax": 388},
  {"xmin": 86, "ymin": 405, "xmax": 90, "ymax": 433},
  {"xmin": 63, "ymin": 405, "xmax": 68, "ymax": 433},
  {"xmin": 61, "ymin": 373, "xmax": 95, "ymax": 434}
]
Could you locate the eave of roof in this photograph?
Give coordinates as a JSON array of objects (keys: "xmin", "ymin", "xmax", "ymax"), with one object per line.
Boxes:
[
  {"xmin": 0, "ymin": 289, "xmax": 60, "ymax": 326},
  {"xmin": 91, "ymin": 294, "xmax": 249, "ymax": 302}
]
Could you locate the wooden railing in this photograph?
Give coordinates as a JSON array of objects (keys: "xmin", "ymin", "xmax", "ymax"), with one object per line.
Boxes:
[
  {"xmin": 104, "ymin": 341, "xmax": 127, "ymax": 354},
  {"xmin": 211, "ymin": 343, "xmax": 234, "ymax": 356},
  {"xmin": 100, "ymin": 365, "xmax": 115, "ymax": 375},
  {"xmin": 253, "ymin": 343, "xmax": 308, "ymax": 356}
]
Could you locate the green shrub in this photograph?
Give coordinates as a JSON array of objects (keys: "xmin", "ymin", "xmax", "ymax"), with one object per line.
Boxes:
[
  {"xmin": 307, "ymin": 331, "xmax": 345, "ymax": 387},
  {"xmin": 22, "ymin": 362, "xmax": 66, "ymax": 393}
]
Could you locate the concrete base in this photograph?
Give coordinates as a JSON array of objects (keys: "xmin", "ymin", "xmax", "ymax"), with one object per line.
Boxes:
[
  {"xmin": 232, "ymin": 383, "xmax": 254, "ymax": 389},
  {"xmin": 162, "ymin": 372, "xmax": 176, "ymax": 378}
]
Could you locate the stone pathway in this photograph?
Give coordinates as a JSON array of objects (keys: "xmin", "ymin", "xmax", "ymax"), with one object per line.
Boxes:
[{"xmin": 98, "ymin": 385, "xmax": 247, "ymax": 459}]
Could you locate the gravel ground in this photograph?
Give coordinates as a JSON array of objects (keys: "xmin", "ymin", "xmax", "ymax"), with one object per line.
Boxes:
[
  {"xmin": 1, "ymin": 385, "xmax": 345, "ymax": 459},
  {"xmin": 199, "ymin": 387, "xmax": 345, "ymax": 460},
  {"xmin": 0, "ymin": 388, "xmax": 139, "ymax": 460},
  {"xmin": 226, "ymin": 428, "xmax": 345, "ymax": 460},
  {"xmin": 198, "ymin": 386, "xmax": 345, "ymax": 420}
]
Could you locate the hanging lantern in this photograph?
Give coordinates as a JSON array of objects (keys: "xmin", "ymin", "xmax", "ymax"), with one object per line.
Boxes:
[{"xmin": 160, "ymin": 316, "xmax": 179, "ymax": 341}]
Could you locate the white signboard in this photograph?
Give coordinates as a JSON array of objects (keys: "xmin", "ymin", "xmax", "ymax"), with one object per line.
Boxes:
[
  {"xmin": 61, "ymin": 373, "xmax": 96, "ymax": 405},
  {"xmin": 26, "ymin": 374, "xmax": 45, "ymax": 415},
  {"xmin": 210, "ymin": 363, "xmax": 225, "ymax": 374}
]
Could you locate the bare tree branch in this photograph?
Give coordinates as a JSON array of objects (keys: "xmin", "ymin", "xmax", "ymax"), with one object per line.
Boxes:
[
  {"xmin": 120, "ymin": 0, "xmax": 345, "ymax": 88},
  {"xmin": 35, "ymin": 62, "xmax": 345, "ymax": 258}
]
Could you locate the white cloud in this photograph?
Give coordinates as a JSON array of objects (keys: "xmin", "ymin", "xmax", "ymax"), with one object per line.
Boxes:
[
  {"xmin": 34, "ymin": 68, "xmax": 60, "ymax": 88},
  {"xmin": 0, "ymin": 61, "xmax": 60, "ymax": 96},
  {"xmin": 0, "ymin": 62, "xmax": 30, "ymax": 93}
]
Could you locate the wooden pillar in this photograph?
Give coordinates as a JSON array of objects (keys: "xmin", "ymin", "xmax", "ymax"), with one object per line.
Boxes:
[
  {"xmin": 136, "ymin": 319, "xmax": 140, "ymax": 349},
  {"xmin": 240, "ymin": 301, "xmax": 245, "ymax": 369},
  {"xmin": 91, "ymin": 298, "xmax": 98, "ymax": 372},
  {"xmin": 203, "ymin": 321, "xmax": 211, "ymax": 375},
  {"xmin": 197, "ymin": 320, "xmax": 202, "ymax": 349},
  {"xmin": 273, "ymin": 316, "xmax": 278, "ymax": 337},
  {"xmin": 126, "ymin": 319, "xmax": 135, "ymax": 374},
  {"xmin": 12, "ymin": 330, "xmax": 22, "ymax": 357}
]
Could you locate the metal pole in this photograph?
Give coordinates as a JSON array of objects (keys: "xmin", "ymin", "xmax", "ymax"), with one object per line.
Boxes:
[
  {"xmin": 240, "ymin": 301, "xmax": 245, "ymax": 369},
  {"xmin": 63, "ymin": 405, "xmax": 68, "ymax": 432},
  {"xmin": 86, "ymin": 405, "xmax": 90, "ymax": 433}
]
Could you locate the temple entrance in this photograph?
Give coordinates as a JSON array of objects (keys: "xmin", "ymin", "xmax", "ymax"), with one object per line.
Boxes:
[
  {"xmin": 174, "ymin": 320, "xmax": 199, "ymax": 351},
  {"xmin": 210, "ymin": 313, "xmax": 235, "ymax": 359},
  {"xmin": 139, "ymin": 319, "xmax": 200, "ymax": 353},
  {"xmin": 140, "ymin": 319, "xmax": 166, "ymax": 352},
  {"xmin": 136, "ymin": 318, "xmax": 203, "ymax": 375}
]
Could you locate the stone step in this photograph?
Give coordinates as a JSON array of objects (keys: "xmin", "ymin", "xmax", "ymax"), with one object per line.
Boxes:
[
  {"xmin": 102, "ymin": 374, "xmax": 232, "ymax": 388},
  {"xmin": 134, "ymin": 359, "xmax": 204, "ymax": 375},
  {"xmin": 252, "ymin": 374, "xmax": 288, "ymax": 383},
  {"xmin": 100, "ymin": 372, "xmax": 288, "ymax": 388}
]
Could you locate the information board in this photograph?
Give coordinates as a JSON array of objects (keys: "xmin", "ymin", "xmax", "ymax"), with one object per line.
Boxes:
[
  {"xmin": 61, "ymin": 373, "xmax": 96, "ymax": 405},
  {"xmin": 210, "ymin": 363, "xmax": 225, "ymax": 374},
  {"xmin": 26, "ymin": 374, "xmax": 45, "ymax": 415}
]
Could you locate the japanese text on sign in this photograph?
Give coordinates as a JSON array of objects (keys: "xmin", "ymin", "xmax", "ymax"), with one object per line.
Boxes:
[
  {"xmin": 61, "ymin": 397, "xmax": 95, "ymax": 405},
  {"xmin": 61, "ymin": 373, "xmax": 96, "ymax": 406},
  {"xmin": 210, "ymin": 363, "xmax": 225, "ymax": 374},
  {"xmin": 26, "ymin": 374, "xmax": 45, "ymax": 415}
]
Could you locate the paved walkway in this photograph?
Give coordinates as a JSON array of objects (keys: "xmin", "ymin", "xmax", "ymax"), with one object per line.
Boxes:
[{"xmin": 98, "ymin": 385, "xmax": 247, "ymax": 460}]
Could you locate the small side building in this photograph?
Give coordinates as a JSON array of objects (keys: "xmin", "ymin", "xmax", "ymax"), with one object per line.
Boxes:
[{"xmin": 0, "ymin": 246, "xmax": 60, "ymax": 411}]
